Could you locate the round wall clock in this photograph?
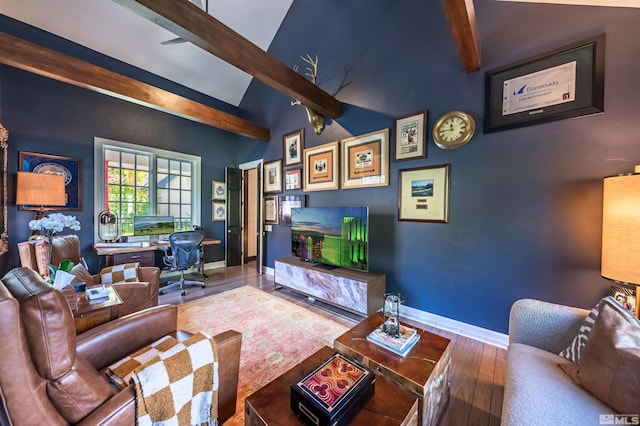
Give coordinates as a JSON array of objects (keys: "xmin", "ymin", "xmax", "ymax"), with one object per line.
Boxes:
[{"xmin": 432, "ymin": 111, "xmax": 476, "ymax": 149}]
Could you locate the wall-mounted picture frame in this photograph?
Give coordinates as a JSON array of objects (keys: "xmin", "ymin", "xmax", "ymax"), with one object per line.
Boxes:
[
  {"xmin": 394, "ymin": 111, "xmax": 427, "ymax": 161},
  {"xmin": 212, "ymin": 180, "xmax": 226, "ymax": 200},
  {"xmin": 279, "ymin": 195, "xmax": 306, "ymax": 225},
  {"xmin": 283, "ymin": 128, "xmax": 304, "ymax": 167},
  {"xmin": 398, "ymin": 164, "xmax": 450, "ymax": 223},
  {"xmin": 485, "ymin": 34, "xmax": 605, "ymax": 133},
  {"xmin": 285, "ymin": 168, "xmax": 302, "ymax": 190},
  {"xmin": 341, "ymin": 128, "xmax": 389, "ymax": 190},
  {"xmin": 264, "ymin": 160, "xmax": 282, "ymax": 194},
  {"xmin": 19, "ymin": 151, "xmax": 82, "ymax": 210},
  {"xmin": 303, "ymin": 141, "xmax": 339, "ymax": 192},
  {"xmin": 264, "ymin": 195, "xmax": 279, "ymax": 225},
  {"xmin": 212, "ymin": 201, "xmax": 226, "ymax": 221}
]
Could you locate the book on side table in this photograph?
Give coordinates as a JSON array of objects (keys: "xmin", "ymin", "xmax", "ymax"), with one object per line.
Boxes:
[
  {"xmin": 366, "ymin": 324, "xmax": 420, "ymax": 356},
  {"xmin": 86, "ymin": 285, "xmax": 110, "ymax": 303}
]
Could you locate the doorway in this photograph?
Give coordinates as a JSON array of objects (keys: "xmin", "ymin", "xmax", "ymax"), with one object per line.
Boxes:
[
  {"xmin": 238, "ymin": 160, "xmax": 263, "ymax": 273},
  {"xmin": 243, "ymin": 168, "xmax": 257, "ymax": 263}
]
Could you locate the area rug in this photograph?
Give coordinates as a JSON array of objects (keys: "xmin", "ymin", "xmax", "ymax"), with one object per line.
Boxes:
[{"xmin": 177, "ymin": 286, "xmax": 349, "ymax": 425}]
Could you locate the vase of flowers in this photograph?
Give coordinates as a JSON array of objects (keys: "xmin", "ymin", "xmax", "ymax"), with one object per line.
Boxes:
[{"xmin": 29, "ymin": 213, "xmax": 81, "ymax": 285}]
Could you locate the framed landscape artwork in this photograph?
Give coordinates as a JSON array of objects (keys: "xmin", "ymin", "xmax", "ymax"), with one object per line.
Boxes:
[
  {"xmin": 341, "ymin": 128, "xmax": 389, "ymax": 189},
  {"xmin": 264, "ymin": 160, "xmax": 282, "ymax": 193},
  {"xmin": 394, "ymin": 111, "xmax": 427, "ymax": 161},
  {"xmin": 19, "ymin": 151, "xmax": 82, "ymax": 210},
  {"xmin": 398, "ymin": 164, "xmax": 450, "ymax": 223},
  {"xmin": 283, "ymin": 128, "xmax": 304, "ymax": 166},
  {"xmin": 303, "ymin": 141, "xmax": 339, "ymax": 192}
]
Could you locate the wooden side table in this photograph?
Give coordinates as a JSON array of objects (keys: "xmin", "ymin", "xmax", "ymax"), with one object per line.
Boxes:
[
  {"xmin": 72, "ymin": 285, "xmax": 123, "ymax": 334},
  {"xmin": 245, "ymin": 346, "xmax": 419, "ymax": 426},
  {"xmin": 334, "ymin": 314, "xmax": 452, "ymax": 426}
]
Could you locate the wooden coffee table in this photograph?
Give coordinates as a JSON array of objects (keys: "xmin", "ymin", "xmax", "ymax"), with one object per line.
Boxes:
[
  {"xmin": 245, "ymin": 346, "xmax": 419, "ymax": 426},
  {"xmin": 334, "ymin": 314, "xmax": 451, "ymax": 426}
]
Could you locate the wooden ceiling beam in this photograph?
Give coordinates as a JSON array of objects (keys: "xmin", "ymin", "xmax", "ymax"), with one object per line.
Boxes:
[
  {"xmin": 112, "ymin": 0, "xmax": 342, "ymax": 119},
  {"xmin": 0, "ymin": 32, "xmax": 271, "ymax": 141},
  {"xmin": 441, "ymin": 0, "xmax": 482, "ymax": 73}
]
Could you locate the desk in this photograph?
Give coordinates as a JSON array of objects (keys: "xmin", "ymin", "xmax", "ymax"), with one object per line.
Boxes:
[{"xmin": 92, "ymin": 238, "xmax": 221, "ymax": 276}]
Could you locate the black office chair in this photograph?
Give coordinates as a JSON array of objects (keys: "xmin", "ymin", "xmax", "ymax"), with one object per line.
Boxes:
[{"xmin": 159, "ymin": 230, "xmax": 206, "ymax": 296}]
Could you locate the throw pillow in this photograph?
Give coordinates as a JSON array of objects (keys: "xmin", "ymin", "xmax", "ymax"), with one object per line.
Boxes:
[
  {"xmin": 100, "ymin": 263, "xmax": 140, "ymax": 284},
  {"xmin": 70, "ymin": 263, "xmax": 94, "ymax": 284},
  {"xmin": 574, "ymin": 296, "xmax": 640, "ymax": 414},
  {"xmin": 558, "ymin": 303, "xmax": 600, "ymax": 363}
]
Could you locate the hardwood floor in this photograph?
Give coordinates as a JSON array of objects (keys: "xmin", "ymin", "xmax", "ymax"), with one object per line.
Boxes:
[{"xmin": 159, "ymin": 262, "xmax": 506, "ymax": 426}]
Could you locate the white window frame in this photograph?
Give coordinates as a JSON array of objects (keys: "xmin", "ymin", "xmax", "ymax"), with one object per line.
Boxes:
[{"xmin": 93, "ymin": 137, "xmax": 201, "ymax": 243}]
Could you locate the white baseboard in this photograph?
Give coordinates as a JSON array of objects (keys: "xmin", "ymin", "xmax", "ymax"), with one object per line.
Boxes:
[
  {"xmin": 205, "ymin": 261, "xmax": 226, "ymax": 270},
  {"xmin": 400, "ymin": 304, "xmax": 508, "ymax": 349},
  {"xmin": 265, "ymin": 264, "xmax": 507, "ymax": 348},
  {"xmin": 161, "ymin": 261, "xmax": 226, "ymax": 279}
]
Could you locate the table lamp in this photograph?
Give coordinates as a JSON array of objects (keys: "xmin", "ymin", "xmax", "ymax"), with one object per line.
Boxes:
[
  {"xmin": 16, "ymin": 171, "xmax": 66, "ymax": 220},
  {"xmin": 601, "ymin": 165, "xmax": 640, "ymax": 318}
]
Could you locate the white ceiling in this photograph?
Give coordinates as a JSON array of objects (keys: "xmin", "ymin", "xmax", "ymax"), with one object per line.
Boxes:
[{"xmin": 1, "ymin": 0, "xmax": 294, "ymax": 106}]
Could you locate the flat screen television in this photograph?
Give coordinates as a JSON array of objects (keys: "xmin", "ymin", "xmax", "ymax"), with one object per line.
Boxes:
[
  {"xmin": 291, "ymin": 207, "xmax": 368, "ymax": 272},
  {"xmin": 133, "ymin": 215, "xmax": 175, "ymax": 237}
]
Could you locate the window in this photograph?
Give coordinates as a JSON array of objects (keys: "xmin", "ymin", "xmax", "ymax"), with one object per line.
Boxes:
[{"xmin": 94, "ymin": 138, "xmax": 201, "ymax": 241}]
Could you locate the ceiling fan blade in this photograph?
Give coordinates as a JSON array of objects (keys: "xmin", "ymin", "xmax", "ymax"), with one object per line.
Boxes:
[{"xmin": 161, "ymin": 37, "xmax": 187, "ymax": 45}]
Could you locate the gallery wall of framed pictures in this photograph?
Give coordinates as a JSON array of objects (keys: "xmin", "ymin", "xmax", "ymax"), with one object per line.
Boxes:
[
  {"xmin": 270, "ymin": 115, "xmax": 456, "ymax": 225},
  {"xmin": 212, "ymin": 180, "xmax": 226, "ymax": 221}
]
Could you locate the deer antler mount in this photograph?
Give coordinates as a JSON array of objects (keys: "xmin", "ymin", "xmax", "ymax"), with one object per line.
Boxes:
[{"xmin": 291, "ymin": 54, "xmax": 325, "ymax": 135}]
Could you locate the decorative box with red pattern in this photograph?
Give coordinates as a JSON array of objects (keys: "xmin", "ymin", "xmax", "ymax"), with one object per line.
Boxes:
[{"xmin": 290, "ymin": 352, "xmax": 375, "ymax": 426}]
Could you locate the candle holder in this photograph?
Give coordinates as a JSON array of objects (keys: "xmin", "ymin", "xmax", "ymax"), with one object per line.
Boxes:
[{"xmin": 382, "ymin": 293, "xmax": 402, "ymax": 337}]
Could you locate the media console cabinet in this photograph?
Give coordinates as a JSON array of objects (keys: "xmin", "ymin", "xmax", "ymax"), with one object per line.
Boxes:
[{"xmin": 274, "ymin": 256, "xmax": 386, "ymax": 316}]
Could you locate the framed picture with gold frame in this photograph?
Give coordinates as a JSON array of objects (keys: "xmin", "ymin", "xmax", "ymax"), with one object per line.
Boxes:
[
  {"xmin": 303, "ymin": 141, "xmax": 339, "ymax": 192},
  {"xmin": 394, "ymin": 110, "xmax": 427, "ymax": 161},
  {"xmin": 341, "ymin": 128, "xmax": 389, "ymax": 189},
  {"xmin": 212, "ymin": 202, "xmax": 226, "ymax": 221},
  {"xmin": 264, "ymin": 160, "xmax": 282, "ymax": 194},
  {"xmin": 398, "ymin": 164, "xmax": 450, "ymax": 223}
]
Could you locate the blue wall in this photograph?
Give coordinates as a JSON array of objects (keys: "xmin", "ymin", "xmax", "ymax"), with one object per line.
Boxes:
[
  {"xmin": 239, "ymin": 0, "xmax": 640, "ymax": 333},
  {"xmin": 0, "ymin": 16, "xmax": 246, "ymax": 273},
  {"xmin": 2, "ymin": 2, "xmax": 640, "ymax": 333}
]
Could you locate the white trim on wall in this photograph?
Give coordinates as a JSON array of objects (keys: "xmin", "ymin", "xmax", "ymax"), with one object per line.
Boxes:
[{"xmin": 263, "ymin": 266, "xmax": 509, "ymax": 349}]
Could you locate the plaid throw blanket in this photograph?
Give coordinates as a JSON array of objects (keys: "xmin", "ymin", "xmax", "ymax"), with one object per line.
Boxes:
[{"xmin": 106, "ymin": 333, "xmax": 219, "ymax": 426}]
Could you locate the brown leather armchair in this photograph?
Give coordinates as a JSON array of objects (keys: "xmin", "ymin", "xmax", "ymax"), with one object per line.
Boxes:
[
  {"xmin": 18, "ymin": 235, "xmax": 160, "ymax": 316},
  {"xmin": 0, "ymin": 267, "xmax": 241, "ymax": 425}
]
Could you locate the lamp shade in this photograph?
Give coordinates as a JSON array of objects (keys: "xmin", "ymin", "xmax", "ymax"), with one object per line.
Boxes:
[
  {"xmin": 601, "ymin": 173, "xmax": 640, "ymax": 284},
  {"xmin": 16, "ymin": 172, "xmax": 66, "ymax": 207}
]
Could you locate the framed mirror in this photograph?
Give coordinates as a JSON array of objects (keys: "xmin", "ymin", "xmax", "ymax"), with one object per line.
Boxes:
[{"xmin": 0, "ymin": 124, "xmax": 7, "ymax": 256}]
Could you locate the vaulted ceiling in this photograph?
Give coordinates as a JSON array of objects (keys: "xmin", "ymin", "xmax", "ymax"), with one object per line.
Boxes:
[
  {"xmin": 2, "ymin": 0, "xmax": 294, "ymax": 107},
  {"xmin": 3, "ymin": 0, "xmax": 632, "ymax": 140}
]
